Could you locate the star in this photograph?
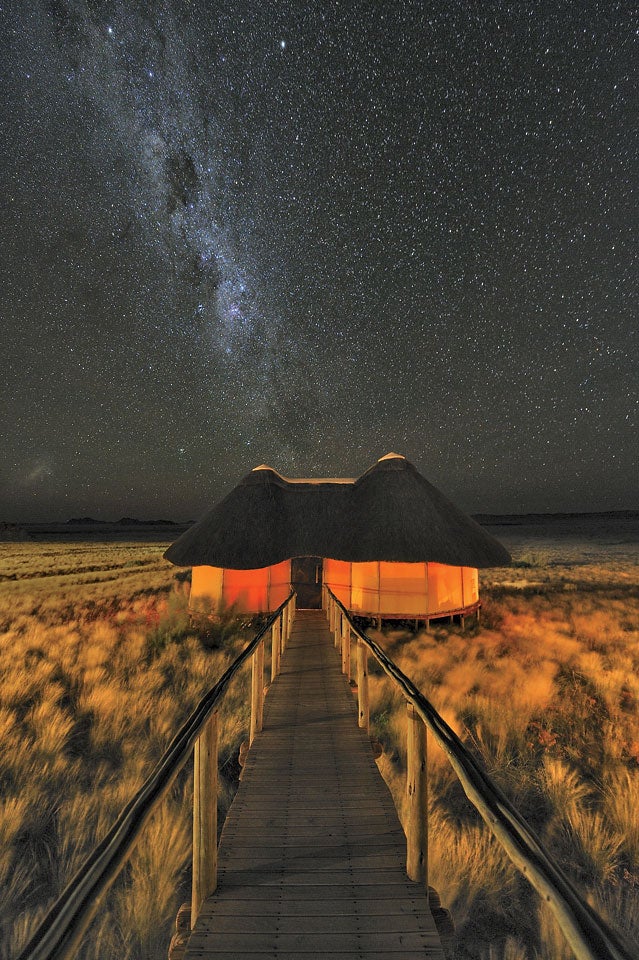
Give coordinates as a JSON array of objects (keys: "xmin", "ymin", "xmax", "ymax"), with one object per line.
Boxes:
[{"xmin": 0, "ymin": 2, "xmax": 635, "ymax": 520}]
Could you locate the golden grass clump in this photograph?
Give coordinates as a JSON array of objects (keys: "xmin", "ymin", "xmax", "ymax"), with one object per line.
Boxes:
[
  {"xmin": 366, "ymin": 538, "xmax": 639, "ymax": 960},
  {"xmin": 0, "ymin": 539, "xmax": 258, "ymax": 959},
  {"xmin": 1, "ymin": 533, "xmax": 638, "ymax": 960},
  {"xmin": 603, "ymin": 767, "xmax": 639, "ymax": 866},
  {"xmin": 116, "ymin": 801, "xmax": 191, "ymax": 958}
]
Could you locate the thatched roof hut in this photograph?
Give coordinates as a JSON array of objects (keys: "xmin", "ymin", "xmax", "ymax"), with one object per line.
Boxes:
[{"xmin": 164, "ymin": 453, "xmax": 510, "ymax": 569}]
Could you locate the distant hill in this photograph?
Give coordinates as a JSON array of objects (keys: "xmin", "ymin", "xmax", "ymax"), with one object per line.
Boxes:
[
  {"xmin": 21, "ymin": 519, "xmax": 191, "ymax": 542},
  {"xmin": 474, "ymin": 510, "xmax": 639, "ymax": 526},
  {"xmin": 67, "ymin": 516, "xmax": 177, "ymax": 526},
  {"xmin": 115, "ymin": 517, "xmax": 176, "ymax": 526},
  {"xmin": 13, "ymin": 510, "xmax": 637, "ymax": 544},
  {"xmin": 0, "ymin": 522, "xmax": 32, "ymax": 541}
]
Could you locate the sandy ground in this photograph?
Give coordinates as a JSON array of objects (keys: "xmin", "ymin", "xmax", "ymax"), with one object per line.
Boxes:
[{"xmin": 483, "ymin": 515, "xmax": 639, "ymax": 567}]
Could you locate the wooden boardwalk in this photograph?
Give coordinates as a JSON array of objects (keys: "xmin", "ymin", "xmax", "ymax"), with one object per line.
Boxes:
[{"xmin": 185, "ymin": 609, "xmax": 445, "ymax": 960}]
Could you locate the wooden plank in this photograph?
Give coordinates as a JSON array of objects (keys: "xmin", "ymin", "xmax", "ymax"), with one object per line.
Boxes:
[
  {"xmin": 187, "ymin": 953, "xmax": 439, "ymax": 960},
  {"xmin": 196, "ymin": 884, "xmax": 430, "ymax": 903},
  {"xmin": 185, "ymin": 610, "xmax": 444, "ymax": 960},
  {"xmin": 192, "ymin": 913, "xmax": 436, "ymax": 934},
  {"xmin": 188, "ymin": 931, "xmax": 441, "ymax": 950},
  {"xmin": 195, "ymin": 900, "xmax": 429, "ymax": 919}
]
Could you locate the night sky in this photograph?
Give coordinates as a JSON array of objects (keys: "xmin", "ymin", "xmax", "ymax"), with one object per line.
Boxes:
[{"xmin": 1, "ymin": 2, "xmax": 637, "ymax": 521}]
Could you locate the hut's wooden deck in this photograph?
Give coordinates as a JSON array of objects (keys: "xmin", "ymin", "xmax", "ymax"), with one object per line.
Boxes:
[{"xmin": 185, "ymin": 609, "xmax": 445, "ymax": 960}]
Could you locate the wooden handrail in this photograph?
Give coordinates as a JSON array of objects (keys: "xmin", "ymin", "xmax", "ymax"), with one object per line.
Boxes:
[
  {"xmin": 16, "ymin": 593, "xmax": 296, "ymax": 960},
  {"xmin": 323, "ymin": 587, "xmax": 636, "ymax": 960}
]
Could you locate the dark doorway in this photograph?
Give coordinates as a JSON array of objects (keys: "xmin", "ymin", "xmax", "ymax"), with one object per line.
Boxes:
[{"xmin": 291, "ymin": 556, "xmax": 322, "ymax": 608}]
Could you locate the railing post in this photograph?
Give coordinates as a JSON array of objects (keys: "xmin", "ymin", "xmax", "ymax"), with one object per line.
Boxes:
[
  {"xmin": 192, "ymin": 711, "xmax": 218, "ymax": 927},
  {"xmin": 250, "ymin": 640, "xmax": 265, "ymax": 745},
  {"xmin": 357, "ymin": 639, "xmax": 369, "ymax": 733},
  {"xmin": 406, "ymin": 702, "xmax": 428, "ymax": 885},
  {"xmin": 276, "ymin": 614, "xmax": 282, "ymax": 674},
  {"xmin": 271, "ymin": 616, "xmax": 280, "ymax": 682},
  {"xmin": 287, "ymin": 596, "xmax": 294, "ymax": 641},
  {"xmin": 341, "ymin": 618, "xmax": 351, "ymax": 678}
]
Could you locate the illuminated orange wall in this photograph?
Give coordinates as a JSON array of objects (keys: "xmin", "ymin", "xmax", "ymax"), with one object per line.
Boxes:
[
  {"xmin": 190, "ymin": 560, "xmax": 291, "ymax": 614},
  {"xmin": 324, "ymin": 559, "xmax": 478, "ymax": 618},
  {"xmin": 190, "ymin": 558, "xmax": 479, "ymax": 617}
]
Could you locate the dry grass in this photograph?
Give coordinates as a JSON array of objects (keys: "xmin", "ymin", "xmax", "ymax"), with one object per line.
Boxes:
[
  {"xmin": 2, "ymin": 533, "xmax": 638, "ymax": 960},
  {"xmin": 367, "ymin": 537, "xmax": 639, "ymax": 959},
  {"xmin": 0, "ymin": 540, "xmax": 259, "ymax": 960}
]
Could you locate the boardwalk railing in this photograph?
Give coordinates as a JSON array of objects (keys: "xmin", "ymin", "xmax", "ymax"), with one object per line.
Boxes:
[
  {"xmin": 323, "ymin": 586, "xmax": 636, "ymax": 960},
  {"xmin": 16, "ymin": 593, "xmax": 296, "ymax": 960}
]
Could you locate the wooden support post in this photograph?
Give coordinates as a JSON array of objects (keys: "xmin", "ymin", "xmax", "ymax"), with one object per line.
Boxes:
[
  {"xmin": 287, "ymin": 598, "xmax": 294, "ymax": 641},
  {"xmin": 341, "ymin": 618, "xmax": 350, "ymax": 678},
  {"xmin": 192, "ymin": 711, "xmax": 218, "ymax": 927},
  {"xmin": 406, "ymin": 702, "xmax": 428, "ymax": 885},
  {"xmin": 250, "ymin": 640, "xmax": 264, "ymax": 745},
  {"xmin": 335, "ymin": 609, "xmax": 341, "ymax": 649},
  {"xmin": 357, "ymin": 639, "xmax": 369, "ymax": 733},
  {"xmin": 271, "ymin": 617, "xmax": 280, "ymax": 682}
]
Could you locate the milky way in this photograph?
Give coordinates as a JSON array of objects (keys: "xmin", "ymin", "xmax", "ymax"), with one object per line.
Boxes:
[{"xmin": 1, "ymin": 2, "xmax": 637, "ymax": 519}]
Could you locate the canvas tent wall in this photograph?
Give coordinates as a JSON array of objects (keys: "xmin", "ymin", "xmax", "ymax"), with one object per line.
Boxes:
[
  {"xmin": 324, "ymin": 559, "xmax": 478, "ymax": 619},
  {"xmin": 190, "ymin": 560, "xmax": 291, "ymax": 614},
  {"xmin": 164, "ymin": 453, "xmax": 510, "ymax": 617}
]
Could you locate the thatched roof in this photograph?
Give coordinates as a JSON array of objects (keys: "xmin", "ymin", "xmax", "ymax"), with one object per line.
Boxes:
[{"xmin": 164, "ymin": 454, "xmax": 511, "ymax": 569}]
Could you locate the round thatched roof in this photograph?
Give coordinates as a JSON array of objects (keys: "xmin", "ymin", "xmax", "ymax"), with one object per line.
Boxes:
[{"xmin": 164, "ymin": 454, "xmax": 511, "ymax": 569}]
